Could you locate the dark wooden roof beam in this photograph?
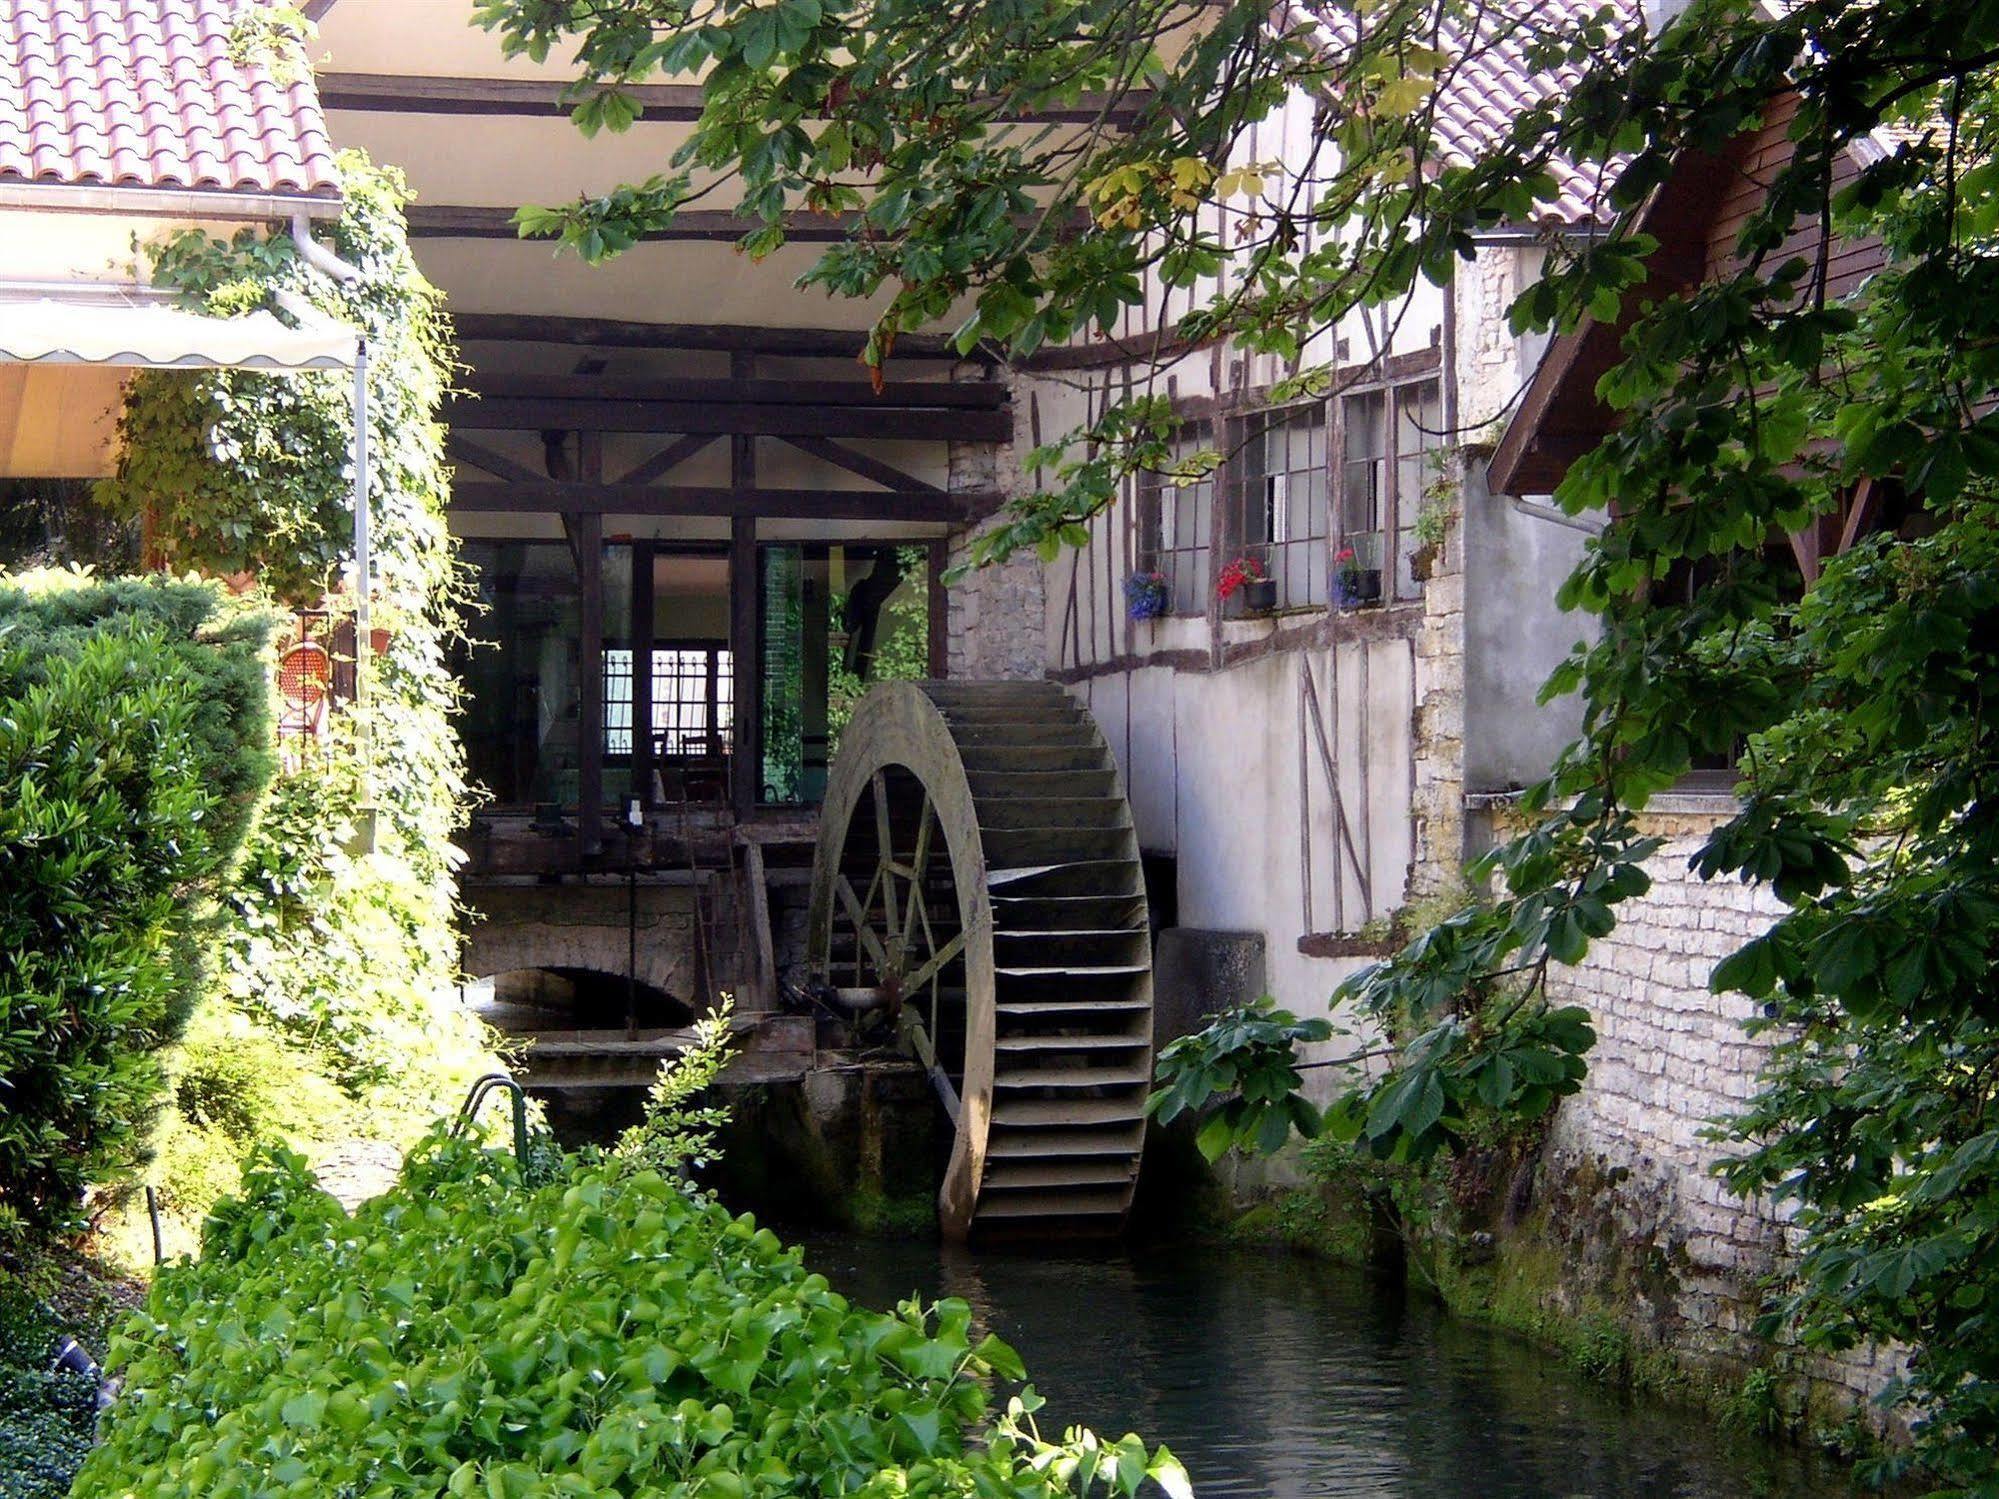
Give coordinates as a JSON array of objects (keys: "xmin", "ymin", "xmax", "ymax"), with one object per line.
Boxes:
[
  {"xmin": 452, "ymin": 481, "xmax": 982, "ymax": 522},
  {"xmin": 617, "ymin": 432, "xmax": 719, "ymax": 486},
  {"xmin": 447, "ymin": 397, "xmax": 1009, "ymax": 443},
  {"xmin": 465, "ymin": 371, "xmax": 1006, "ymax": 409},
  {"xmin": 452, "ymin": 312, "xmax": 983, "ymax": 363},
  {"xmin": 320, "ymin": 71, "xmax": 1146, "ymax": 126}
]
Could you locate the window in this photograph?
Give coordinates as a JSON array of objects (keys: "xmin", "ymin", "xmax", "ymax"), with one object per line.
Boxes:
[
  {"xmin": 1231, "ymin": 406, "xmax": 1330, "ymax": 609},
  {"xmin": 602, "ymin": 646, "xmax": 732, "ymax": 758},
  {"xmin": 1341, "ymin": 377, "xmax": 1441, "ymax": 601},
  {"xmin": 1136, "ymin": 427, "xmax": 1215, "ymax": 615}
]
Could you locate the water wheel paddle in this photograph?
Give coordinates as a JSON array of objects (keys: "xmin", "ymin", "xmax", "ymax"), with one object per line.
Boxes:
[{"xmin": 807, "ymin": 681, "xmax": 1154, "ymax": 1240}]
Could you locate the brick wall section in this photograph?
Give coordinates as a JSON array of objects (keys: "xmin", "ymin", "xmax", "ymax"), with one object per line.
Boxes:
[{"xmin": 1538, "ymin": 805, "xmax": 1900, "ymax": 1411}]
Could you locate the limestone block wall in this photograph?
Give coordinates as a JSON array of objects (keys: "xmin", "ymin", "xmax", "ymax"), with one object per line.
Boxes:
[
  {"xmin": 944, "ymin": 532, "xmax": 1045, "ymax": 681},
  {"xmin": 1533, "ymin": 801, "xmax": 1898, "ymax": 1411}
]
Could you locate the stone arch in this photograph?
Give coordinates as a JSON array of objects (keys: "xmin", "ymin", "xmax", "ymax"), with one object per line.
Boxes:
[{"xmin": 462, "ymin": 881, "xmax": 701, "ymax": 1003}]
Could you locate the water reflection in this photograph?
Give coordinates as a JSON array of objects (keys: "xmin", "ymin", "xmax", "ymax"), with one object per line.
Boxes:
[{"xmin": 796, "ymin": 1237, "xmax": 1853, "ymax": 1499}]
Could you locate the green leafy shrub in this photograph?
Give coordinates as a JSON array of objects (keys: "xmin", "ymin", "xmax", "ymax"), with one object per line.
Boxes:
[
  {"xmin": 78, "ymin": 1139, "xmax": 1188, "ymax": 1499},
  {"xmin": 0, "ymin": 1278, "xmax": 100, "ymax": 1499},
  {"xmin": 0, "ymin": 571, "xmax": 275, "ymax": 1233}
]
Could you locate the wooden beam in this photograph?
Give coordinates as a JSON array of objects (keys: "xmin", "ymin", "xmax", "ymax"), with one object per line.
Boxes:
[
  {"xmin": 318, "ymin": 71, "xmax": 1146, "ymax": 125},
  {"xmin": 411, "ymin": 203, "xmax": 857, "ymax": 243},
  {"xmin": 447, "ymin": 396, "xmax": 1009, "ymax": 443},
  {"xmin": 575, "ymin": 508, "xmax": 605, "ymax": 856},
  {"xmin": 452, "ymin": 312, "xmax": 980, "ymax": 362},
  {"xmin": 409, "ymin": 202, "xmax": 1083, "ymax": 246},
  {"xmin": 466, "ymin": 371, "xmax": 1006, "ymax": 410},
  {"xmin": 730, "ymin": 353, "xmax": 759, "ymax": 817},
  {"xmin": 777, "ymin": 434, "xmax": 944, "ymax": 493},
  {"xmin": 927, "ymin": 538, "xmax": 949, "ymax": 679},
  {"xmin": 632, "ymin": 539, "xmax": 656, "ymax": 815},
  {"xmin": 444, "ymin": 435, "xmax": 542, "ymax": 484},
  {"xmin": 451, "ymin": 482, "xmax": 978, "ymax": 522},
  {"xmin": 618, "ymin": 433, "xmax": 719, "ymax": 486}
]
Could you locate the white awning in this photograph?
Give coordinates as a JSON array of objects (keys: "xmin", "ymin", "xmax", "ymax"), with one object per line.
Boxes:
[{"xmin": 0, "ymin": 297, "xmax": 357, "ymax": 371}]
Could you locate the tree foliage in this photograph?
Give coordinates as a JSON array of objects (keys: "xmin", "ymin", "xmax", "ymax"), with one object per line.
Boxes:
[
  {"xmin": 0, "ymin": 572, "xmax": 275, "ymax": 1235},
  {"xmin": 472, "ymin": 0, "xmax": 1999, "ymax": 1482},
  {"xmin": 75, "ymin": 1137, "xmax": 1190, "ymax": 1499}
]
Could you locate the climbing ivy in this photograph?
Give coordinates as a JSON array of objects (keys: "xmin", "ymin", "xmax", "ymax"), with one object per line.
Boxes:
[{"xmin": 95, "ymin": 153, "xmax": 493, "ymax": 1222}]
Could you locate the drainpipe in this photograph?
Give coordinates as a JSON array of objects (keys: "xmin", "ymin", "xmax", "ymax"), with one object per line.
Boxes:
[
  {"xmin": 290, "ymin": 214, "xmax": 377, "ymax": 845},
  {"xmin": 1510, "ymin": 495, "xmax": 1607, "ymax": 535}
]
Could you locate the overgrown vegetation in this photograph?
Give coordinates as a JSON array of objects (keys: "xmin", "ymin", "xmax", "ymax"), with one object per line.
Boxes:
[
  {"xmin": 73, "ymin": 1137, "xmax": 1191, "ymax": 1499},
  {"xmin": 462, "ymin": 0, "xmax": 1999, "ymax": 1480},
  {"xmin": 87, "ymin": 151, "xmax": 494, "ymax": 1247},
  {"xmin": 0, "ymin": 571, "xmax": 275, "ymax": 1239}
]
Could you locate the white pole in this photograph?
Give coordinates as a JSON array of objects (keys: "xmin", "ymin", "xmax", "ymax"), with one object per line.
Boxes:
[{"xmin": 352, "ymin": 334, "xmax": 374, "ymax": 834}]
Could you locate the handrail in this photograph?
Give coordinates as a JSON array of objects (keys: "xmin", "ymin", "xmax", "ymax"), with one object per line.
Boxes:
[{"xmin": 452, "ymin": 1073, "xmax": 531, "ymax": 1164}]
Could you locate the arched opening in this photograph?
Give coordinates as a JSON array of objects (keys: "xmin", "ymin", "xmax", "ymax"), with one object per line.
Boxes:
[{"xmin": 466, "ymin": 966, "xmax": 697, "ymax": 1038}]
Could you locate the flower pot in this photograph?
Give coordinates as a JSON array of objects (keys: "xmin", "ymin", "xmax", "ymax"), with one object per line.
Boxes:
[
  {"xmin": 1335, "ymin": 569, "xmax": 1383, "ymax": 608},
  {"xmin": 1241, "ymin": 577, "xmax": 1278, "ymax": 613}
]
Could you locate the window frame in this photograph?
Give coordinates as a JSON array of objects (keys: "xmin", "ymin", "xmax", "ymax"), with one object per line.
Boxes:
[{"xmin": 1133, "ymin": 421, "xmax": 1218, "ymax": 617}]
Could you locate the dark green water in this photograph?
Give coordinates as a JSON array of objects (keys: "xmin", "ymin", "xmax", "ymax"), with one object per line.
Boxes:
[{"xmin": 798, "ymin": 1236, "xmax": 1852, "ymax": 1499}]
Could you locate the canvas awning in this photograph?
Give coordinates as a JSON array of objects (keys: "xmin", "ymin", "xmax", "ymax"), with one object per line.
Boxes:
[
  {"xmin": 0, "ymin": 297, "xmax": 358, "ymax": 371},
  {"xmin": 0, "ymin": 290, "xmax": 360, "ymax": 478}
]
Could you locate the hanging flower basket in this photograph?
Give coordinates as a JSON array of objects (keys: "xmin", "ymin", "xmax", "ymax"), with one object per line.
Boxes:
[{"xmin": 1125, "ymin": 570, "xmax": 1170, "ymax": 621}]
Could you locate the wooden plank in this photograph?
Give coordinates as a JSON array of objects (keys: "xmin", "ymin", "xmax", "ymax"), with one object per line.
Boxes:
[
  {"xmin": 450, "ymin": 481, "xmax": 978, "ymax": 522},
  {"xmin": 446, "ymin": 396, "xmax": 1009, "ymax": 443},
  {"xmin": 778, "ymin": 433, "xmax": 944, "ymax": 492},
  {"xmin": 632, "ymin": 539, "xmax": 656, "ymax": 814},
  {"xmin": 451, "ymin": 312, "xmax": 978, "ymax": 362},
  {"xmin": 618, "ymin": 432, "xmax": 718, "ymax": 486},
  {"xmin": 467, "ymin": 371, "xmax": 1006, "ymax": 409},
  {"xmin": 318, "ymin": 71, "xmax": 1147, "ymax": 125},
  {"xmin": 742, "ymin": 839, "xmax": 777, "ymax": 1013}
]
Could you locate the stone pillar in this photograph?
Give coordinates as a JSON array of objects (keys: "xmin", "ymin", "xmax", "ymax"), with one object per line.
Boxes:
[
  {"xmin": 1407, "ymin": 449, "xmax": 1469, "ymax": 900},
  {"xmin": 944, "ymin": 363, "xmax": 1044, "ymax": 680}
]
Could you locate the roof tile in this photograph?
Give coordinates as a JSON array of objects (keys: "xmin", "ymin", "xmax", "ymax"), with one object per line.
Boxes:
[
  {"xmin": 0, "ymin": 0, "xmax": 340, "ymax": 199},
  {"xmin": 1293, "ymin": 0, "xmax": 1632, "ymax": 228}
]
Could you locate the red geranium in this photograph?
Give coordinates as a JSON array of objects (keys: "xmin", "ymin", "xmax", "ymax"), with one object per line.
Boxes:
[{"xmin": 1215, "ymin": 555, "xmax": 1267, "ymax": 600}]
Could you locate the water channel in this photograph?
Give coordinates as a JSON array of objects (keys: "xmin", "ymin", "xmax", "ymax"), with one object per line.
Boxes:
[{"xmin": 795, "ymin": 1234, "xmax": 1854, "ymax": 1499}]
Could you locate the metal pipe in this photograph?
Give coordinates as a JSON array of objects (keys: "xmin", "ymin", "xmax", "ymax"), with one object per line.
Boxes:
[
  {"xmin": 289, "ymin": 214, "xmax": 363, "ymax": 284},
  {"xmin": 0, "ymin": 181, "xmax": 340, "ymax": 221}
]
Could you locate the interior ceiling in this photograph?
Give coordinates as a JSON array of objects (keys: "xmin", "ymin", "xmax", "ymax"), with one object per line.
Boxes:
[{"xmin": 312, "ymin": 0, "xmax": 913, "ymax": 335}]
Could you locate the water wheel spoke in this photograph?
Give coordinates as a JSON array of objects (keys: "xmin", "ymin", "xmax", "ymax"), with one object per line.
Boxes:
[
  {"xmin": 872, "ymin": 771, "xmax": 901, "ymax": 940},
  {"xmin": 901, "ymin": 793, "xmax": 934, "ymax": 955},
  {"xmin": 901, "ymin": 928, "xmax": 966, "ymax": 996},
  {"xmin": 836, "ymin": 874, "xmax": 892, "ymax": 975}
]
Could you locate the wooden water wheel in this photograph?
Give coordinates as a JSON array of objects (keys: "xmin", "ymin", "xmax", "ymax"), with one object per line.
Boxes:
[{"xmin": 807, "ymin": 680, "xmax": 1153, "ymax": 1240}]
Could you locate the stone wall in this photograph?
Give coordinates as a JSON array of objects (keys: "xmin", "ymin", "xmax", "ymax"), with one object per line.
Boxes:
[
  {"xmin": 1524, "ymin": 800, "xmax": 1899, "ymax": 1417},
  {"xmin": 943, "ymin": 531, "xmax": 1045, "ymax": 681},
  {"xmin": 1406, "ymin": 457, "xmax": 1468, "ymax": 903}
]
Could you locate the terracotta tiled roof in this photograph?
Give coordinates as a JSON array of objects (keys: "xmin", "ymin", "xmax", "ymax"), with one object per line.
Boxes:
[
  {"xmin": 1291, "ymin": 0, "xmax": 1633, "ymax": 228},
  {"xmin": 0, "ymin": 0, "xmax": 340, "ymax": 200}
]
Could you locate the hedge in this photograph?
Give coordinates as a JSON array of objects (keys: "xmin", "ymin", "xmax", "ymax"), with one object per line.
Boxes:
[
  {"xmin": 0, "ymin": 571, "xmax": 274, "ymax": 1235},
  {"xmin": 75, "ymin": 1139, "xmax": 1190, "ymax": 1498}
]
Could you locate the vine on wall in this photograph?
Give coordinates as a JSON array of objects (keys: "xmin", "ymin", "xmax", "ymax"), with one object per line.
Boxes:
[{"xmin": 95, "ymin": 152, "xmax": 494, "ymax": 1228}]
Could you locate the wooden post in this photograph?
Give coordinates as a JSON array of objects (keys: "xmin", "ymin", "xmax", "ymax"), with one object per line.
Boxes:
[
  {"xmin": 632, "ymin": 539, "xmax": 655, "ymax": 813},
  {"xmin": 729, "ymin": 353, "xmax": 759, "ymax": 818},
  {"xmin": 575, "ymin": 507, "xmax": 604, "ymax": 857},
  {"xmin": 927, "ymin": 538, "xmax": 948, "ymax": 679}
]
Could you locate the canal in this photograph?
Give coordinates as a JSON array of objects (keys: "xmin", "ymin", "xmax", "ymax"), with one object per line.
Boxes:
[{"xmin": 796, "ymin": 1235, "xmax": 1853, "ymax": 1498}]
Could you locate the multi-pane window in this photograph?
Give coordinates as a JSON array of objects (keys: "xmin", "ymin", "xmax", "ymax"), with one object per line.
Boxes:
[
  {"xmin": 1135, "ymin": 427, "xmax": 1215, "ymax": 614},
  {"xmin": 1340, "ymin": 378, "xmax": 1441, "ymax": 601},
  {"xmin": 603, "ymin": 646, "xmax": 733, "ymax": 758},
  {"xmin": 1231, "ymin": 406, "xmax": 1330, "ymax": 609}
]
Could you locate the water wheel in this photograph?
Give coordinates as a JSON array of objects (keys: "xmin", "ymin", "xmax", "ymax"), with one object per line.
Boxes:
[{"xmin": 807, "ymin": 680, "xmax": 1153, "ymax": 1241}]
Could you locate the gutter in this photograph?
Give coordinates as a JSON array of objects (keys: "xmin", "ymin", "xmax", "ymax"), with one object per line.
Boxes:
[{"xmin": 0, "ymin": 181, "xmax": 343, "ymax": 222}]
